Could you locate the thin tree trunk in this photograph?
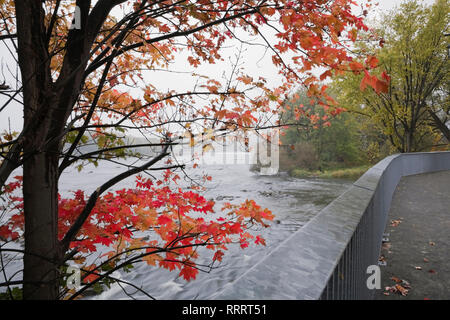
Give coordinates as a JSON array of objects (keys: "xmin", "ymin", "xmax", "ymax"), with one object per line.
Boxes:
[{"xmin": 405, "ymin": 130, "xmax": 414, "ymax": 153}]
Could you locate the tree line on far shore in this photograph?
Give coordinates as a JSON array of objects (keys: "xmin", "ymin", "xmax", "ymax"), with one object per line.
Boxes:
[{"xmin": 280, "ymin": 0, "xmax": 449, "ymax": 179}]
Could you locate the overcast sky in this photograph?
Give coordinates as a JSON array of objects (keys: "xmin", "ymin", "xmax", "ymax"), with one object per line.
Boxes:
[
  {"xmin": 362, "ymin": 0, "xmax": 435, "ymax": 17},
  {"xmin": 0, "ymin": 0, "xmax": 438, "ymax": 133}
]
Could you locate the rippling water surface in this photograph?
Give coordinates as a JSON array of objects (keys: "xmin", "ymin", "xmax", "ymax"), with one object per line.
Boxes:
[{"xmin": 59, "ymin": 159, "xmax": 351, "ymax": 300}]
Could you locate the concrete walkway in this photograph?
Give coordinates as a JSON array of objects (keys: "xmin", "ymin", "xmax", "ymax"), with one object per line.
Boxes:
[{"xmin": 375, "ymin": 170, "xmax": 450, "ymax": 300}]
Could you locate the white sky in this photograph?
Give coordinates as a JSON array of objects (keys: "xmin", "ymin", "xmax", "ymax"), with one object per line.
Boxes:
[{"xmin": 0, "ymin": 0, "xmax": 438, "ymax": 133}]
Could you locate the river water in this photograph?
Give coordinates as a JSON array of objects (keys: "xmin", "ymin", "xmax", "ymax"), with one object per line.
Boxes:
[
  {"xmin": 56, "ymin": 158, "xmax": 352, "ymax": 300},
  {"xmin": 1, "ymin": 156, "xmax": 352, "ymax": 299}
]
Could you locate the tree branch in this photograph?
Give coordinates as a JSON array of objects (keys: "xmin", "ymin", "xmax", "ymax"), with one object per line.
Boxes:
[{"xmin": 60, "ymin": 143, "xmax": 171, "ymax": 253}]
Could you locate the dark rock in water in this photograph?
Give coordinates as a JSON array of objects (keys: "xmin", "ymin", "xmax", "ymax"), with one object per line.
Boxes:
[{"xmin": 216, "ymin": 195, "xmax": 235, "ymax": 201}]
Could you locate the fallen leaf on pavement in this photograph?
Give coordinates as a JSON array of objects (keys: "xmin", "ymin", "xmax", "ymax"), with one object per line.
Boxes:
[
  {"xmin": 390, "ymin": 219, "xmax": 402, "ymax": 227},
  {"xmin": 402, "ymin": 280, "xmax": 411, "ymax": 289},
  {"xmin": 395, "ymin": 284, "xmax": 409, "ymax": 296}
]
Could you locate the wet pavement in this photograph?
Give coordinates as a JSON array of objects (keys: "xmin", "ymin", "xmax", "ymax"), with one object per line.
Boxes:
[{"xmin": 375, "ymin": 170, "xmax": 450, "ymax": 300}]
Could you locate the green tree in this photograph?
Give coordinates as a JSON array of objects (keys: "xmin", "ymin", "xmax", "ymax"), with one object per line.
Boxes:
[
  {"xmin": 280, "ymin": 90, "xmax": 365, "ymax": 170},
  {"xmin": 333, "ymin": 0, "xmax": 450, "ymax": 153}
]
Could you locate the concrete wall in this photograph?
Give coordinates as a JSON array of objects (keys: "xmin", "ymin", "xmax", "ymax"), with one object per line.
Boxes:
[{"xmin": 212, "ymin": 152, "xmax": 450, "ymax": 300}]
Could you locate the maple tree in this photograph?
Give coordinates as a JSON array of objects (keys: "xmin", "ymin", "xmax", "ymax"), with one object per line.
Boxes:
[{"xmin": 0, "ymin": 0, "xmax": 386, "ymax": 299}]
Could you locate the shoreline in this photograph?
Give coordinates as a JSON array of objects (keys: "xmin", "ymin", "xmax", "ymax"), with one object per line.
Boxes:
[{"xmin": 287, "ymin": 165, "xmax": 370, "ymax": 181}]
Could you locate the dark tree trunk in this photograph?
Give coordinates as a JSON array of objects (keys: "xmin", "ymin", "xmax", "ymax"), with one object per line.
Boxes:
[
  {"xmin": 14, "ymin": 0, "xmax": 62, "ymax": 300},
  {"xmin": 13, "ymin": 0, "xmax": 126, "ymax": 299},
  {"xmin": 23, "ymin": 151, "xmax": 61, "ymax": 299}
]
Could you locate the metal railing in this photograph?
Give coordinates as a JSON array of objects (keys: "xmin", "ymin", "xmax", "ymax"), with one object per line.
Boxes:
[{"xmin": 213, "ymin": 151, "xmax": 450, "ymax": 300}]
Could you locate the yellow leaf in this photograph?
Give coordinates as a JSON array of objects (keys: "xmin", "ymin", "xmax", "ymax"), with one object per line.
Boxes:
[
  {"xmin": 143, "ymin": 253, "xmax": 162, "ymax": 266},
  {"xmin": 202, "ymin": 143, "xmax": 214, "ymax": 153}
]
